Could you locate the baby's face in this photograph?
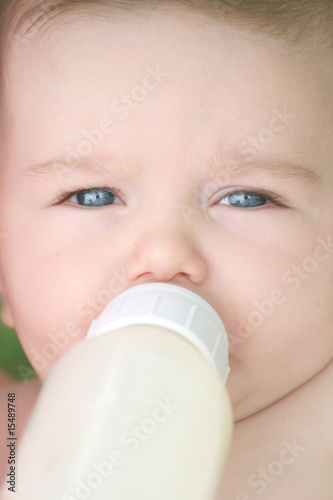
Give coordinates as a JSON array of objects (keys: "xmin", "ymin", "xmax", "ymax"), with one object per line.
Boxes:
[{"xmin": 0, "ymin": 5, "xmax": 333, "ymax": 421}]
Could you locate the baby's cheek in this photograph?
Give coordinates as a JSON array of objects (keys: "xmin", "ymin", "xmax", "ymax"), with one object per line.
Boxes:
[{"xmin": 15, "ymin": 318, "xmax": 81, "ymax": 381}]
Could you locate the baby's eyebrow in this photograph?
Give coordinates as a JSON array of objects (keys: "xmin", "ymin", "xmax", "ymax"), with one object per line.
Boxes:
[
  {"xmin": 24, "ymin": 151, "xmax": 320, "ymax": 185},
  {"xmin": 190, "ymin": 150, "xmax": 321, "ymax": 185},
  {"xmin": 24, "ymin": 153, "xmax": 144, "ymax": 180},
  {"xmin": 217, "ymin": 159, "xmax": 320, "ymax": 184}
]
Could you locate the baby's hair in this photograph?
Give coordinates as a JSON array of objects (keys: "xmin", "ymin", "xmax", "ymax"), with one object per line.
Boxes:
[{"xmin": 1, "ymin": 0, "xmax": 333, "ymax": 51}]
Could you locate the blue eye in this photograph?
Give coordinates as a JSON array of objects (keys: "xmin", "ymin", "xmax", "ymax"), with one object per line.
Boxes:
[
  {"xmin": 53, "ymin": 187, "xmax": 124, "ymax": 208},
  {"xmin": 69, "ymin": 188, "xmax": 122, "ymax": 207},
  {"xmin": 218, "ymin": 192, "xmax": 268, "ymax": 208}
]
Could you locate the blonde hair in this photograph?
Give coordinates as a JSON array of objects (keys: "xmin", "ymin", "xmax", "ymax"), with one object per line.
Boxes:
[{"xmin": 1, "ymin": 0, "xmax": 333, "ymax": 49}]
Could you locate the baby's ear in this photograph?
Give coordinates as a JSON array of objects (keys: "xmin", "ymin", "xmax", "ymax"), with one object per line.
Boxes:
[{"xmin": 0, "ymin": 271, "xmax": 15, "ymax": 328}]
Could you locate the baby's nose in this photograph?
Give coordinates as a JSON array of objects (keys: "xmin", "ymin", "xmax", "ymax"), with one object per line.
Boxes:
[{"xmin": 123, "ymin": 223, "xmax": 207, "ymax": 285}]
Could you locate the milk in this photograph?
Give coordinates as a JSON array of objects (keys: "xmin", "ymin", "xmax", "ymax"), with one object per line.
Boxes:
[{"xmin": 0, "ymin": 283, "xmax": 233, "ymax": 499}]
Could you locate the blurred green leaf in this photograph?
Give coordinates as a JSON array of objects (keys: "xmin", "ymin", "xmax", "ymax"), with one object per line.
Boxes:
[{"xmin": 0, "ymin": 303, "xmax": 36, "ymax": 380}]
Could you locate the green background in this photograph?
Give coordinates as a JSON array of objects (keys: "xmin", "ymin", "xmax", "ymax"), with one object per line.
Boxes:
[{"xmin": 0, "ymin": 302, "xmax": 36, "ymax": 380}]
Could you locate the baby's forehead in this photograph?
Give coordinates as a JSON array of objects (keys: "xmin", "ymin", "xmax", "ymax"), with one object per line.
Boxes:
[{"xmin": 2, "ymin": 1, "xmax": 333, "ymax": 162}]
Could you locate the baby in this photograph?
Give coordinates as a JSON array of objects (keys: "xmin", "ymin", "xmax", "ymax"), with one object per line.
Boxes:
[{"xmin": 0, "ymin": 0, "xmax": 333, "ymax": 498}]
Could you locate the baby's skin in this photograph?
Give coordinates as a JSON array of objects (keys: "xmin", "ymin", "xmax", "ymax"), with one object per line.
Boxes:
[{"xmin": 0, "ymin": 4, "xmax": 332, "ymax": 498}]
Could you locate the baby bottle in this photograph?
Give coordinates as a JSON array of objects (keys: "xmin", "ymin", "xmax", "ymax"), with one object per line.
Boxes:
[{"xmin": 1, "ymin": 283, "xmax": 233, "ymax": 500}]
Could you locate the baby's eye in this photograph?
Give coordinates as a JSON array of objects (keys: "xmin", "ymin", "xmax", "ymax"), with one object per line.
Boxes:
[
  {"xmin": 215, "ymin": 189, "xmax": 287, "ymax": 209},
  {"xmin": 218, "ymin": 192, "xmax": 268, "ymax": 208},
  {"xmin": 68, "ymin": 188, "xmax": 122, "ymax": 207}
]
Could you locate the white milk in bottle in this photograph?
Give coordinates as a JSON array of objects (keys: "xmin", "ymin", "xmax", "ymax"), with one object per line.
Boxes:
[{"xmin": 0, "ymin": 283, "xmax": 233, "ymax": 500}]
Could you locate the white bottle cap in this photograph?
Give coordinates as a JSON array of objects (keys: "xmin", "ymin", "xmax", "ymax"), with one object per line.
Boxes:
[{"xmin": 87, "ymin": 283, "xmax": 230, "ymax": 384}]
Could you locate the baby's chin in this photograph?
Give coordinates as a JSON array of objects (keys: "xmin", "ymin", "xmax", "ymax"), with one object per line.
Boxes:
[
  {"xmin": 231, "ymin": 397, "xmax": 276, "ymax": 423},
  {"xmin": 227, "ymin": 376, "xmax": 286, "ymax": 422},
  {"xmin": 230, "ymin": 369, "xmax": 320, "ymax": 423}
]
